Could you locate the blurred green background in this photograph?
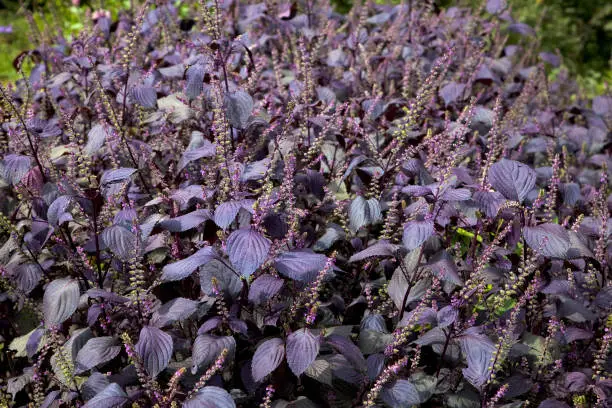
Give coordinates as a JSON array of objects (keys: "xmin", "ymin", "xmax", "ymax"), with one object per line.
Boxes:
[{"xmin": 0, "ymin": 0, "xmax": 610, "ymax": 95}]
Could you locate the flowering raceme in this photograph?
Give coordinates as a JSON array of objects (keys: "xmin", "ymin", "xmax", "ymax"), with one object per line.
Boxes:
[{"xmin": 0, "ymin": 0, "xmax": 610, "ymax": 407}]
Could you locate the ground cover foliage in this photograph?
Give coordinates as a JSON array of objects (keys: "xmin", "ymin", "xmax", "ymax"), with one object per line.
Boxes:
[{"xmin": 0, "ymin": 0, "xmax": 611, "ymax": 407}]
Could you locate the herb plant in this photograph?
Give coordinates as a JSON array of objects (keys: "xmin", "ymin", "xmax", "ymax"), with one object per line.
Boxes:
[{"xmin": 0, "ymin": 0, "xmax": 610, "ymax": 407}]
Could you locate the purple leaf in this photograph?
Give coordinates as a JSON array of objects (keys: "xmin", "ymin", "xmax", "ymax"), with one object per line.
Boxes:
[
  {"xmin": 75, "ymin": 337, "xmax": 121, "ymax": 373},
  {"xmin": 85, "ymin": 124, "xmax": 108, "ymax": 155},
  {"xmin": 457, "ymin": 328, "xmax": 495, "ymax": 388},
  {"xmin": 523, "ymin": 223, "xmax": 571, "ymax": 258},
  {"xmin": 564, "ymin": 327, "xmax": 593, "ymax": 343},
  {"xmin": 150, "ymin": 297, "xmax": 199, "ymax": 328},
  {"xmin": 159, "ymin": 209, "xmax": 212, "ymax": 232},
  {"xmin": 326, "ymin": 334, "xmax": 366, "ymax": 372},
  {"xmin": 486, "ymin": 0, "xmax": 507, "ymax": 14},
  {"xmin": 177, "ymin": 140, "xmax": 217, "ymax": 173},
  {"xmin": 86, "ymin": 289, "xmax": 130, "ymax": 304},
  {"xmin": 538, "ymin": 400, "xmax": 570, "ymax": 408},
  {"xmin": 198, "ymin": 317, "xmax": 222, "ymax": 334},
  {"xmin": 593, "ymin": 96, "xmax": 612, "ymax": 116},
  {"xmin": 349, "ymin": 240, "xmax": 402, "ymax": 263},
  {"xmin": 26, "ymin": 328, "xmax": 45, "ymax": 358},
  {"xmin": 43, "ymin": 278, "xmax": 80, "ymax": 328},
  {"xmin": 192, "ymin": 335, "xmax": 236, "ymax": 374},
  {"xmin": 286, "ymin": 328, "xmax": 320, "ymax": 376},
  {"xmin": 402, "ymin": 219, "xmax": 434, "ymax": 250},
  {"xmin": 508, "ymin": 22, "xmax": 536, "ymax": 37},
  {"xmin": 248, "ymin": 274, "xmax": 284, "ymax": 305},
  {"xmin": 185, "ymin": 64, "xmax": 205, "ymax": 100},
  {"xmin": 427, "ymin": 251, "xmax": 464, "ymax": 285},
  {"xmin": 381, "ymin": 380, "xmax": 422, "ymax": 407},
  {"xmin": 82, "ymin": 383, "xmax": 128, "ymax": 408},
  {"xmin": 473, "ymin": 190, "xmax": 506, "ymax": 218},
  {"xmin": 366, "ymin": 353, "xmax": 385, "ymax": 380},
  {"xmin": 439, "ymin": 82, "xmax": 466, "ymax": 106},
  {"xmin": 12, "ymin": 263, "xmax": 42, "ymax": 294},
  {"xmin": 565, "ymin": 372, "xmax": 589, "ymax": 392},
  {"xmin": 437, "ymin": 306, "xmax": 458, "ymax": 328},
  {"xmin": 349, "ymin": 196, "xmax": 382, "ymax": 231},
  {"xmin": 135, "ymin": 326, "xmax": 173, "ymax": 377},
  {"xmin": 214, "ymin": 200, "xmax": 255, "ymax": 230},
  {"xmin": 183, "ymin": 386, "xmax": 236, "ymax": 408},
  {"xmin": 131, "ymin": 86, "xmax": 157, "ymax": 108},
  {"xmin": 226, "ymin": 228, "xmax": 271, "ymax": 277},
  {"xmin": 101, "ymin": 225, "xmax": 138, "ymax": 261},
  {"xmin": 161, "ymin": 246, "xmax": 218, "ymax": 281},
  {"xmin": 1, "ymin": 154, "xmax": 31, "ymax": 185},
  {"xmin": 82, "ymin": 372, "xmax": 110, "ymax": 400},
  {"xmin": 488, "ymin": 159, "xmax": 536, "ymax": 203},
  {"xmin": 100, "ymin": 168, "xmax": 137, "ymax": 186},
  {"xmin": 47, "ymin": 195, "xmax": 73, "ymax": 226},
  {"xmin": 240, "ymin": 158, "xmax": 271, "ymax": 182},
  {"xmin": 274, "ymin": 249, "xmax": 327, "ymax": 282},
  {"xmin": 539, "ymin": 52, "xmax": 560, "ymax": 67},
  {"xmin": 224, "ymin": 90, "xmax": 253, "ymax": 129},
  {"xmin": 251, "ymin": 338, "xmax": 285, "ymax": 382},
  {"xmin": 199, "ymin": 259, "xmax": 242, "ymax": 298}
]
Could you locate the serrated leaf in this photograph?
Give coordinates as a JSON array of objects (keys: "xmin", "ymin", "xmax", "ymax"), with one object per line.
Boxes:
[
  {"xmin": 523, "ymin": 223, "xmax": 571, "ymax": 258},
  {"xmin": 183, "ymin": 386, "xmax": 236, "ymax": 408},
  {"xmin": 185, "ymin": 64, "xmax": 205, "ymax": 100},
  {"xmin": 83, "ymin": 383, "xmax": 128, "ymax": 408},
  {"xmin": 286, "ymin": 328, "xmax": 320, "ymax": 376},
  {"xmin": 458, "ymin": 328, "xmax": 495, "ymax": 388},
  {"xmin": 159, "ymin": 209, "xmax": 211, "ymax": 232},
  {"xmin": 13, "ymin": 263, "xmax": 42, "ymax": 294},
  {"xmin": 304, "ymin": 359, "xmax": 333, "ymax": 385},
  {"xmin": 403, "ymin": 219, "xmax": 434, "ymax": 250},
  {"xmin": 136, "ymin": 326, "xmax": 173, "ymax": 377},
  {"xmin": 177, "ymin": 140, "xmax": 217, "ymax": 173},
  {"xmin": 214, "ymin": 200, "xmax": 255, "ymax": 230},
  {"xmin": 326, "ymin": 334, "xmax": 366, "ymax": 372},
  {"xmin": 349, "ymin": 196, "xmax": 382, "ymax": 231},
  {"xmin": 1, "ymin": 154, "xmax": 31, "ymax": 185},
  {"xmin": 488, "ymin": 159, "xmax": 536, "ymax": 203},
  {"xmin": 75, "ymin": 337, "xmax": 121, "ymax": 373},
  {"xmin": 252, "ymin": 338, "xmax": 285, "ymax": 382},
  {"xmin": 381, "ymin": 380, "xmax": 422, "ymax": 407},
  {"xmin": 224, "ymin": 90, "xmax": 253, "ymax": 129},
  {"xmin": 85, "ymin": 124, "xmax": 107, "ymax": 155},
  {"xmin": 227, "ymin": 228, "xmax": 271, "ymax": 277},
  {"xmin": 161, "ymin": 246, "xmax": 218, "ymax": 281},
  {"xmin": 150, "ymin": 298, "xmax": 199, "ymax": 328},
  {"xmin": 349, "ymin": 240, "xmax": 402, "ymax": 263},
  {"xmin": 274, "ymin": 250, "xmax": 327, "ymax": 282},
  {"xmin": 101, "ymin": 225, "xmax": 137, "ymax": 261},
  {"xmin": 43, "ymin": 278, "xmax": 80, "ymax": 328},
  {"xmin": 47, "ymin": 195, "xmax": 73, "ymax": 226},
  {"xmin": 248, "ymin": 274, "xmax": 284, "ymax": 305},
  {"xmin": 199, "ymin": 259, "xmax": 242, "ymax": 298},
  {"xmin": 100, "ymin": 168, "xmax": 137, "ymax": 187},
  {"xmin": 131, "ymin": 86, "xmax": 157, "ymax": 108},
  {"xmin": 83, "ymin": 372, "xmax": 110, "ymax": 400},
  {"xmin": 192, "ymin": 334, "xmax": 236, "ymax": 374},
  {"xmin": 437, "ymin": 306, "xmax": 458, "ymax": 328}
]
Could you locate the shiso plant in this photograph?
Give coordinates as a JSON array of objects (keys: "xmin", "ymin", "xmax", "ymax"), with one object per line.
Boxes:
[{"xmin": 0, "ymin": 0, "xmax": 611, "ymax": 407}]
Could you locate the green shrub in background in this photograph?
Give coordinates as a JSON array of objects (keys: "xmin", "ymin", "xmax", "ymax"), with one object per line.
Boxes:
[
  {"xmin": 488, "ymin": 0, "xmax": 611, "ymax": 96},
  {"xmin": 1, "ymin": 0, "xmax": 610, "ymax": 95},
  {"xmin": 0, "ymin": 0, "xmax": 132, "ymax": 82}
]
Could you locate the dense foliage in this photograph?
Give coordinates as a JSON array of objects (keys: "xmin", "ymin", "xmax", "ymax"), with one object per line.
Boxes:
[{"xmin": 0, "ymin": 0, "xmax": 611, "ymax": 407}]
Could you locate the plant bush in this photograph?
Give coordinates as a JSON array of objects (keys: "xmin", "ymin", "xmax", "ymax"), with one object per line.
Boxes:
[{"xmin": 0, "ymin": 0, "xmax": 611, "ymax": 407}]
